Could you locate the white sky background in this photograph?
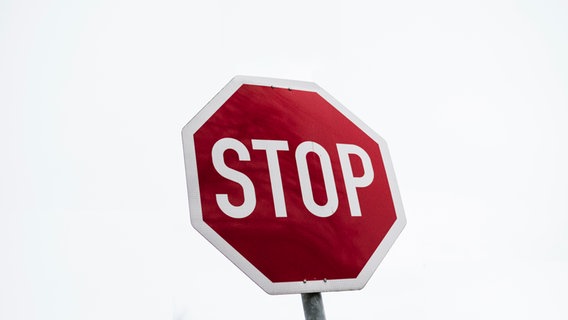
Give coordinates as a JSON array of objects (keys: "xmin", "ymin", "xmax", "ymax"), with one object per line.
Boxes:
[{"xmin": 1, "ymin": 0, "xmax": 567, "ymax": 319}]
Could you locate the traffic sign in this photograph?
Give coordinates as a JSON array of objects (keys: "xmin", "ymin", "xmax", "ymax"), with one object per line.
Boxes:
[{"xmin": 182, "ymin": 76, "xmax": 405, "ymax": 294}]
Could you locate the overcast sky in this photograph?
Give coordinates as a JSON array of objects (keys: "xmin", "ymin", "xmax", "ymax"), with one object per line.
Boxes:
[{"xmin": 1, "ymin": 0, "xmax": 567, "ymax": 319}]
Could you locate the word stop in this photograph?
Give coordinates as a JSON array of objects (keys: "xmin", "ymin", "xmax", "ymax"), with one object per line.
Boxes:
[{"xmin": 211, "ymin": 138, "xmax": 375, "ymax": 219}]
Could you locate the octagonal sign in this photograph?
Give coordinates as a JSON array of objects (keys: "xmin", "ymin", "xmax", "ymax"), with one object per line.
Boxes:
[{"xmin": 182, "ymin": 76, "xmax": 405, "ymax": 294}]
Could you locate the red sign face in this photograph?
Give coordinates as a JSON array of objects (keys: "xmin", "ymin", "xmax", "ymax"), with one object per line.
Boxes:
[{"xmin": 182, "ymin": 76, "xmax": 405, "ymax": 294}]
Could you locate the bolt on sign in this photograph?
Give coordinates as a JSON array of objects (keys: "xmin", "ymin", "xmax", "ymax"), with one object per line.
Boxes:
[{"xmin": 182, "ymin": 76, "xmax": 405, "ymax": 295}]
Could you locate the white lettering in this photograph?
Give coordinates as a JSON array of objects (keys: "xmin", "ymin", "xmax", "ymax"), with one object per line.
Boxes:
[
  {"xmin": 212, "ymin": 138, "xmax": 256, "ymax": 218},
  {"xmin": 251, "ymin": 139, "xmax": 289, "ymax": 217},
  {"xmin": 210, "ymin": 138, "xmax": 373, "ymax": 219},
  {"xmin": 337, "ymin": 144, "xmax": 374, "ymax": 217},
  {"xmin": 295, "ymin": 141, "xmax": 338, "ymax": 218}
]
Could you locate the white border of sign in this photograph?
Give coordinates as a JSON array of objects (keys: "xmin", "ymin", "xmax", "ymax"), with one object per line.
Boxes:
[{"xmin": 182, "ymin": 75, "xmax": 406, "ymax": 295}]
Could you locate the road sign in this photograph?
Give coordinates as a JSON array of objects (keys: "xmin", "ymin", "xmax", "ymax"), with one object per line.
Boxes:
[{"xmin": 182, "ymin": 76, "xmax": 405, "ymax": 295}]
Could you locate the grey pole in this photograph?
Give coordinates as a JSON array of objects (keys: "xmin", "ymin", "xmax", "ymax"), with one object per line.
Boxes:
[{"xmin": 301, "ymin": 292, "xmax": 326, "ymax": 320}]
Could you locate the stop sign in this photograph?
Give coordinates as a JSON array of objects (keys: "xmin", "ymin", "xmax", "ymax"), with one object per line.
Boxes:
[{"xmin": 182, "ymin": 76, "xmax": 405, "ymax": 294}]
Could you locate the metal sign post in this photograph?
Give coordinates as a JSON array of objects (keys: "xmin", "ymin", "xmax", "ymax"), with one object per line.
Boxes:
[{"xmin": 301, "ymin": 292, "xmax": 326, "ymax": 320}]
